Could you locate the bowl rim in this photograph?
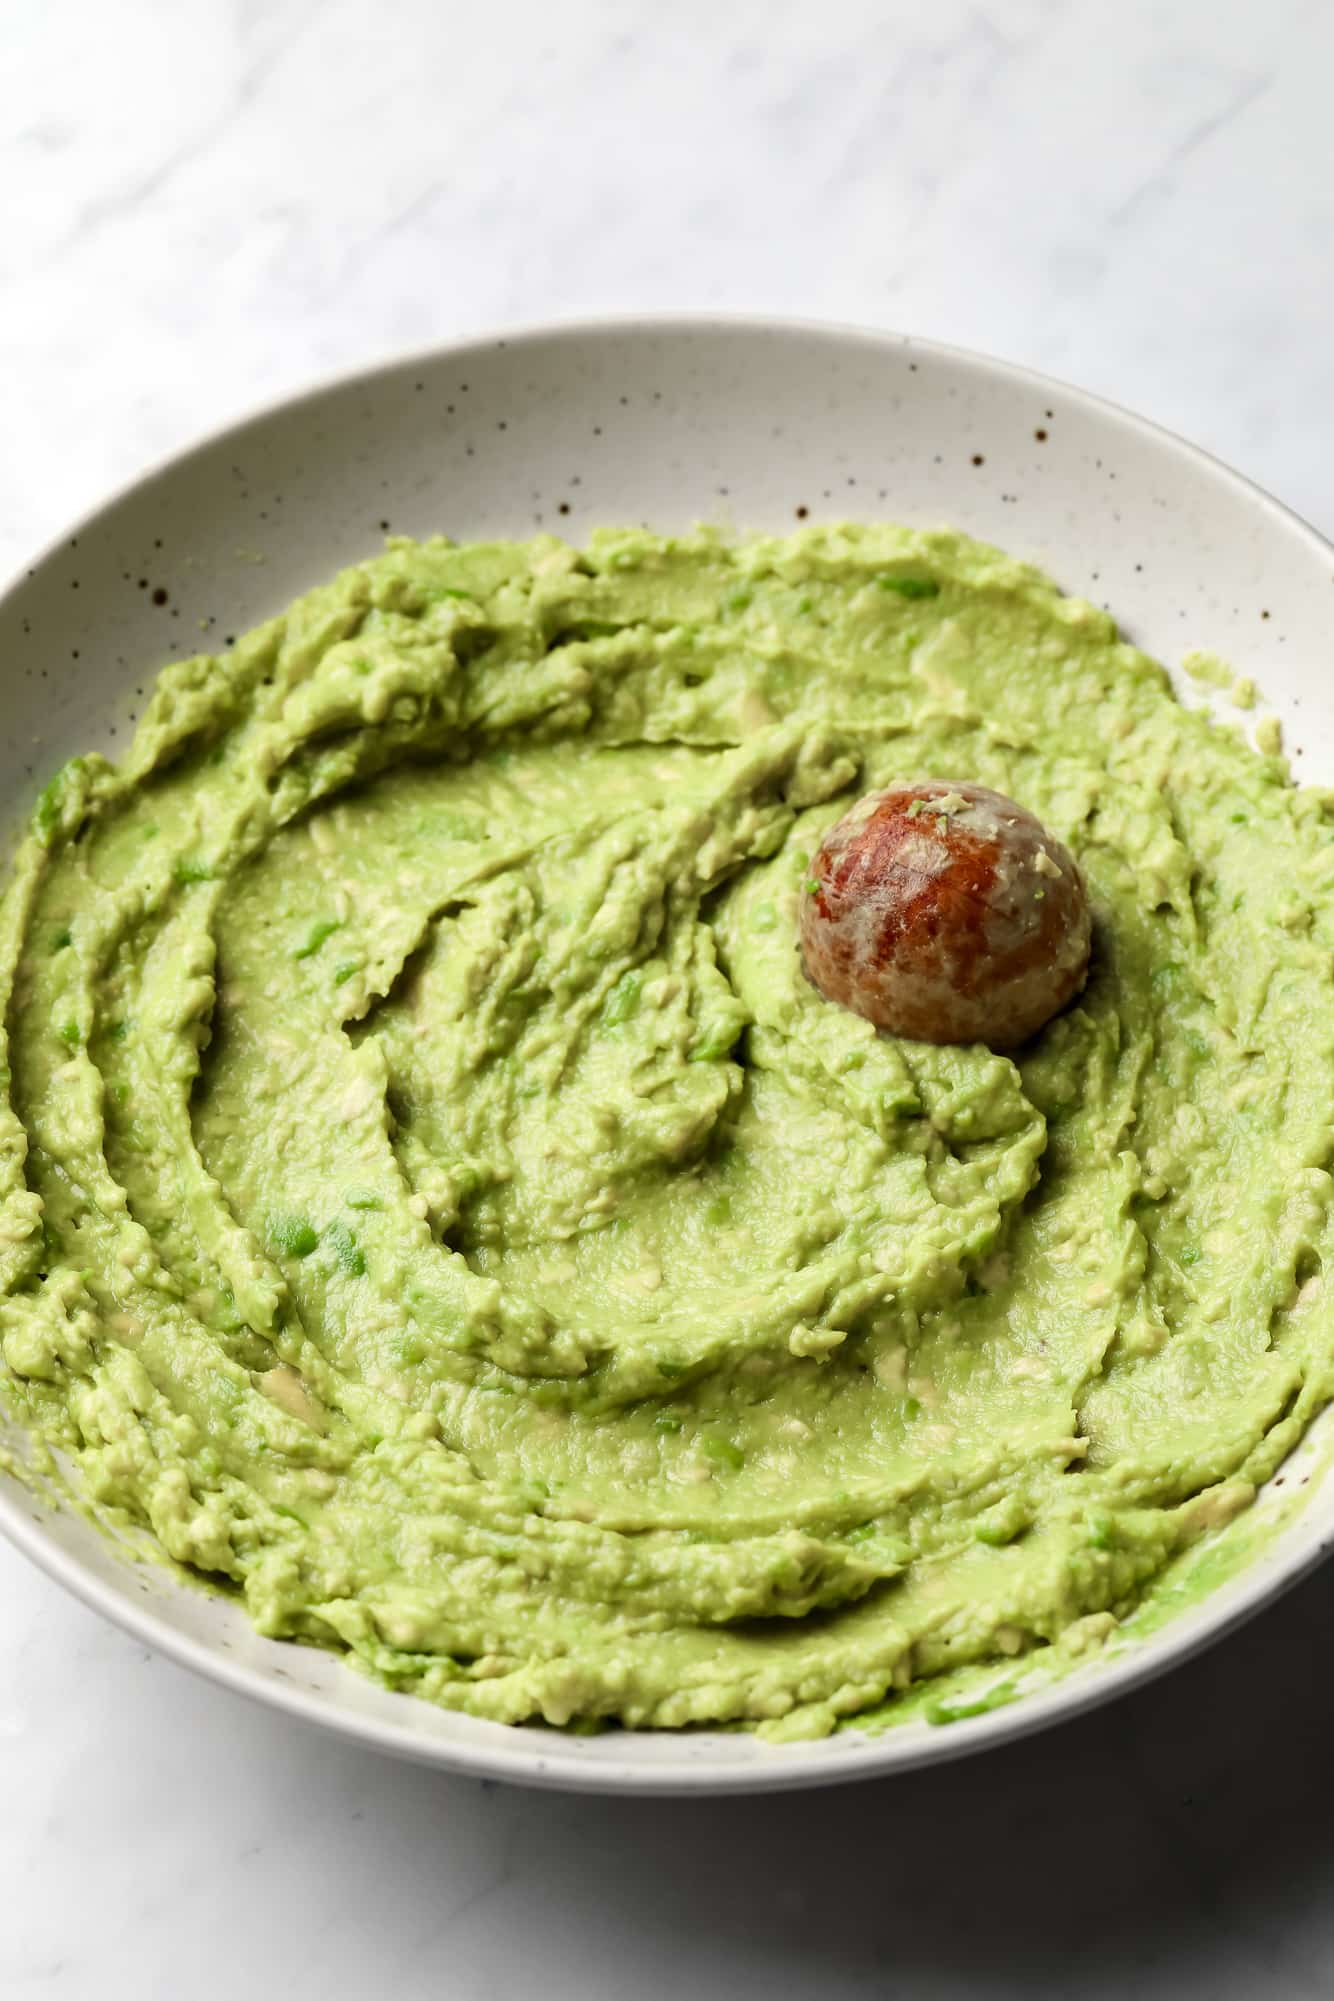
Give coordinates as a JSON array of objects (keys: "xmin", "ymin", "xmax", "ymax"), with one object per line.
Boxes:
[
  {"xmin": 3, "ymin": 312, "xmax": 1333, "ymax": 1795},
  {"xmin": 4, "ymin": 1462, "xmax": 1331, "ymax": 1794},
  {"xmin": 5, "ymin": 309, "xmax": 1331, "ymax": 596}
]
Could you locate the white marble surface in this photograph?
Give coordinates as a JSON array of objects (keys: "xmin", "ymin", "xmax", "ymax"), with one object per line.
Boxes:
[{"xmin": 5, "ymin": 2, "xmax": 1334, "ymax": 1995}]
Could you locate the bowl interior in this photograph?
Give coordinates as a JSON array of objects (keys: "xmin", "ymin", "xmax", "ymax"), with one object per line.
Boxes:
[{"xmin": 4, "ymin": 319, "xmax": 1333, "ymax": 1792}]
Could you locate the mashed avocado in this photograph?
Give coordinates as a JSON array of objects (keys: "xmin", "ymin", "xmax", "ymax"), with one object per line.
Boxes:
[{"xmin": 2, "ymin": 523, "xmax": 1333, "ymax": 1738}]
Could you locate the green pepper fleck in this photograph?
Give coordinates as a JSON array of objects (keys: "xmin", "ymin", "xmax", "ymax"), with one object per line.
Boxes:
[
  {"xmin": 701, "ymin": 1435, "xmax": 745, "ymax": 1472},
  {"xmin": 603, "ymin": 970, "xmax": 642, "ymax": 1026},
  {"xmin": 270, "ymin": 1215, "xmax": 319, "ymax": 1258},
  {"xmin": 295, "ymin": 917, "xmax": 343, "ymax": 959},
  {"xmin": 325, "ymin": 1219, "xmax": 366, "ymax": 1277}
]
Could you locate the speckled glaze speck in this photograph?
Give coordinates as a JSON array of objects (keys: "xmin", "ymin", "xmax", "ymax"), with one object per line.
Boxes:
[{"xmin": 2, "ymin": 317, "xmax": 1333, "ymax": 1795}]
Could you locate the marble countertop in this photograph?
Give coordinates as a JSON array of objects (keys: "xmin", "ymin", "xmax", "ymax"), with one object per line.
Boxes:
[{"xmin": 5, "ymin": 2, "xmax": 1334, "ymax": 1995}]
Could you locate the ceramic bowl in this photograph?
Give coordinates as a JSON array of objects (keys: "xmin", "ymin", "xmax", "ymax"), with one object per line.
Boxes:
[{"xmin": 3, "ymin": 318, "xmax": 1333, "ymax": 1793}]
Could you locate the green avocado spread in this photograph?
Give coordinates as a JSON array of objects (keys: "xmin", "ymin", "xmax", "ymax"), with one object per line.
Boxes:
[{"xmin": 3, "ymin": 523, "xmax": 1333, "ymax": 1737}]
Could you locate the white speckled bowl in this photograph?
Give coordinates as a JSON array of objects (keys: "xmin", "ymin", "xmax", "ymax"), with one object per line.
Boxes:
[{"xmin": 3, "ymin": 318, "xmax": 1334, "ymax": 1793}]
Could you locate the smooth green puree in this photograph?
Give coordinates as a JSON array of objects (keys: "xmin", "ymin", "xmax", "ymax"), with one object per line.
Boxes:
[{"xmin": 3, "ymin": 524, "xmax": 1333, "ymax": 1738}]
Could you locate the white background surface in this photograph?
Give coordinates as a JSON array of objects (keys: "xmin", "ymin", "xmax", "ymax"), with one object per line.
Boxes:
[{"xmin": 4, "ymin": 2, "xmax": 1334, "ymax": 1995}]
